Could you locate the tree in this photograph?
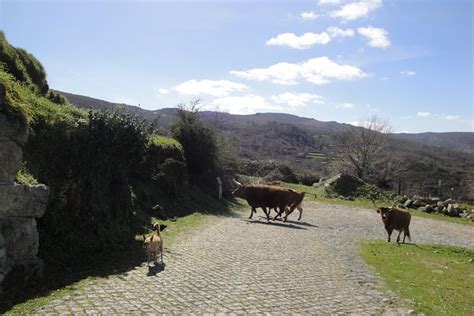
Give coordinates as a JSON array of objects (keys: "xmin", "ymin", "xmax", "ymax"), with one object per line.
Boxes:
[
  {"xmin": 170, "ymin": 100, "xmax": 218, "ymax": 186},
  {"xmin": 335, "ymin": 116, "xmax": 393, "ymax": 181}
]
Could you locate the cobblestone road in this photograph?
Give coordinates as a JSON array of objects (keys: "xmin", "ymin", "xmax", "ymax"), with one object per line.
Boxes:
[{"xmin": 34, "ymin": 202, "xmax": 474, "ymax": 315}]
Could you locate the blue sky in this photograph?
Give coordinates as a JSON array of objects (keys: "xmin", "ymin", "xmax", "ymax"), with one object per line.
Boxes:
[{"xmin": 1, "ymin": 0, "xmax": 472, "ymax": 132}]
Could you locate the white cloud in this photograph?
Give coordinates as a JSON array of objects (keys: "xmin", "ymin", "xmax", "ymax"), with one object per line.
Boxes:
[
  {"xmin": 327, "ymin": 26, "xmax": 355, "ymax": 38},
  {"xmin": 266, "ymin": 32, "xmax": 331, "ymax": 49},
  {"xmin": 336, "ymin": 102, "xmax": 354, "ymax": 109},
  {"xmin": 270, "ymin": 92, "xmax": 324, "ymax": 108},
  {"xmin": 158, "ymin": 88, "xmax": 169, "ymax": 94},
  {"xmin": 445, "ymin": 115, "xmax": 462, "ymax": 120},
  {"xmin": 174, "ymin": 79, "xmax": 248, "ymax": 97},
  {"xmin": 331, "ymin": 0, "xmax": 382, "ymax": 22},
  {"xmin": 231, "ymin": 56, "xmax": 367, "ymax": 85},
  {"xmin": 416, "ymin": 112, "xmax": 431, "ymax": 117},
  {"xmin": 358, "ymin": 26, "xmax": 390, "ymax": 48},
  {"xmin": 401, "ymin": 70, "xmax": 416, "ymax": 76},
  {"xmin": 210, "ymin": 95, "xmax": 281, "ymax": 115},
  {"xmin": 318, "ymin": 0, "xmax": 341, "ymax": 5},
  {"xmin": 300, "ymin": 11, "xmax": 319, "ymax": 20}
]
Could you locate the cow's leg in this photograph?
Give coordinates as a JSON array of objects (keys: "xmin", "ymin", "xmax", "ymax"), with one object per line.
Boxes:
[
  {"xmin": 402, "ymin": 228, "xmax": 407, "ymax": 243},
  {"xmin": 249, "ymin": 207, "xmax": 256, "ymax": 219},
  {"xmin": 386, "ymin": 227, "xmax": 393, "ymax": 242},
  {"xmin": 282, "ymin": 205, "xmax": 290, "ymax": 222},
  {"xmin": 263, "ymin": 207, "xmax": 270, "ymax": 221},
  {"xmin": 297, "ymin": 205, "xmax": 303, "ymax": 221},
  {"xmin": 396, "ymin": 230, "xmax": 402, "ymax": 243},
  {"xmin": 273, "ymin": 207, "xmax": 283, "ymax": 220}
]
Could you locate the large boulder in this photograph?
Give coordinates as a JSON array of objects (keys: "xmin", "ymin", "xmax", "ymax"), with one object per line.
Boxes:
[{"xmin": 323, "ymin": 174, "xmax": 366, "ymax": 197}]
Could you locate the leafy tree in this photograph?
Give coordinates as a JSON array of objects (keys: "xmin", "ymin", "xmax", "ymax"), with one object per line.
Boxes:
[{"xmin": 171, "ymin": 101, "xmax": 218, "ymax": 186}]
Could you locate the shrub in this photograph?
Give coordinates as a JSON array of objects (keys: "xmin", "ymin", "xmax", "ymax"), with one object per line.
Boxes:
[
  {"xmin": 25, "ymin": 110, "xmax": 152, "ymax": 258},
  {"xmin": 171, "ymin": 103, "xmax": 218, "ymax": 187}
]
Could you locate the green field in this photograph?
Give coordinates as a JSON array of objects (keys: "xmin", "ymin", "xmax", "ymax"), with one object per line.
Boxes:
[{"xmin": 360, "ymin": 241, "xmax": 474, "ymax": 315}]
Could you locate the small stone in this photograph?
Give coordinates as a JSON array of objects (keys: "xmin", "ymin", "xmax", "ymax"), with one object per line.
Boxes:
[{"xmin": 404, "ymin": 199, "xmax": 413, "ymax": 208}]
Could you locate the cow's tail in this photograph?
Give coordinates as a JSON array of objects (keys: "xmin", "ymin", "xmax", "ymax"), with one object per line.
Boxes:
[{"xmin": 405, "ymin": 226, "xmax": 411, "ymax": 241}]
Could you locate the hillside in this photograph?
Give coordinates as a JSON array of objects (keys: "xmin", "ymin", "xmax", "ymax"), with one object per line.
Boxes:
[
  {"xmin": 392, "ymin": 132, "xmax": 474, "ymax": 153},
  {"xmin": 57, "ymin": 90, "xmax": 474, "ymax": 154}
]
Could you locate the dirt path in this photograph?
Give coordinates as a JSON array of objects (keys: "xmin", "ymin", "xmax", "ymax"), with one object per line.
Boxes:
[{"xmin": 33, "ymin": 202, "xmax": 474, "ymax": 315}]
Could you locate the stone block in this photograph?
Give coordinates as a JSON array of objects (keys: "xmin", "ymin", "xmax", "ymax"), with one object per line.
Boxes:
[
  {"xmin": 1, "ymin": 218, "xmax": 39, "ymax": 262},
  {"xmin": 0, "ymin": 113, "xmax": 28, "ymax": 145},
  {"xmin": 0, "ymin": 140, "xmax": 22, "ymax": 185},
  {"xmin": 0, "ymin": 183, "xmax": 49, "ymax": 218}
]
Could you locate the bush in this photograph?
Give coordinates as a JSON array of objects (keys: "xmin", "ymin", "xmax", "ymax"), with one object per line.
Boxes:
[
  {"xmin": 135, "ymin": 135, "xmax": 188, "ymax": 198},
  {"xmin": 25, "ymin": 110, "xmax": 152, "ymax": 258},
  {"xmin": 171, "ymin": 103, "xmax": 218, "ymax": 187}
]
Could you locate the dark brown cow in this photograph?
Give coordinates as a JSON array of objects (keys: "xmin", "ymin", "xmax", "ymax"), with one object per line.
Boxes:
[
  {"xmin": 376, "ymin": 207, "xmax": 411, "ymax": 243},
  {"xmin": 272, "ymin": 189, "xmax": 306, "ymax": 221},
  {"xmin": 232, "ymin": 181, "xmax": 296, "ymax": 222}
]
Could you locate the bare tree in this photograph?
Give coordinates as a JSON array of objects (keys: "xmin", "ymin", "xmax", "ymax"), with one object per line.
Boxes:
[{"xmin": 335, "ymin": 116, "xmax": 393, "ymax": 181}]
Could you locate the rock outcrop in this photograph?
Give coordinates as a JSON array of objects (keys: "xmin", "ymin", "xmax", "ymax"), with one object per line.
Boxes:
[{"xmin": 0, "ymin": 112, "xmax": 49, "ymax": 294}]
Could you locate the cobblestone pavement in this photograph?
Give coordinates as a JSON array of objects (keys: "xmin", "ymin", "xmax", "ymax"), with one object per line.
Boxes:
[{"xmin": 34, "ymin": 202, "xmax": 474, "ymax": 315}]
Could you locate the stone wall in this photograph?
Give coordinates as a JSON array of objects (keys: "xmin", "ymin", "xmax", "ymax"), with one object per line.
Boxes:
[{"xmin": 0, "ymin": 112, "xmax": 49, "ymax": 294}]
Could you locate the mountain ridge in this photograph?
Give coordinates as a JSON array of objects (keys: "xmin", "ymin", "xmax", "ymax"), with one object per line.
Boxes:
[{"xmin": 56, "ymin": 90, "xmax": 474, "ymax": 153}]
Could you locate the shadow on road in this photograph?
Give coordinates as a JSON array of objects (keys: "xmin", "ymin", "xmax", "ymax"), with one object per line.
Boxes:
[
  {"xmin": 272, "ymin": 218, "xmax": 318, "ymax": 228},
  {"xmin": 147, "ymin": 262, "xmax": 166, "ymax": 276},
  {"xmin": 244, "ymin": 219, "xmax": 307, "ymax": 230}
]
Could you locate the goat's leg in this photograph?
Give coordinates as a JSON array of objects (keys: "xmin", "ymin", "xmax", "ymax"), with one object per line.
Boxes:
[{"xmin": 297, "ymin": 206, "xmax": 303, "ymax": 221}]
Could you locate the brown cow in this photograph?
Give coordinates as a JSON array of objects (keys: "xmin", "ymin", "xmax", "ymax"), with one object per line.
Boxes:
[
  {"xmin": 376, "ymin": 207, "xmax": 411, "ymax": 243},
  {"xmin": 232, "ymin": 180, "xmax": 296, "ymax": 222},
  {"xmin": 271, "ymin": 189, "xmax": 306, "ymax": 221}
]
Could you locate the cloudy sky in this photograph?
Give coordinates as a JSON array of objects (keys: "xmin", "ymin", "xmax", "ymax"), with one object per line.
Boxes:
[{"xmin": 1, "ymin": 0, "xmax": 472, "ymax": 132}]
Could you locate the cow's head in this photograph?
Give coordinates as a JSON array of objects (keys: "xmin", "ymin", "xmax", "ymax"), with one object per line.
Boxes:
[
  {"xmin": 376, "ymin": 207, "xmax": 391, "ymax": 219},
  {"xmin": 231, "ymin": 179, "xmax": 246, "ymax": 198}
]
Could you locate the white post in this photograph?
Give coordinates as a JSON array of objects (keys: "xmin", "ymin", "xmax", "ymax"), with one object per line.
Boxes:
[{"xmin": 216, "ymin": 177, "xmax": 222, "ymax": 200}]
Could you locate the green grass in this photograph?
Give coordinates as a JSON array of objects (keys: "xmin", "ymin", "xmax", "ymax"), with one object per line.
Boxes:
[
  {"xmin": 0, "ymin": 69, "xmax": 86, "ymax": 125},
  {"xmin": 150, "ymin": 135, "xmax": 183, "ymax": 149},
  {"xmin": 15, "ymin": 166, "xmax": 38, "ymax": 185},
  {"xmin": 360, "ymin": 241, "xmax": 474, "ymax": 315}
]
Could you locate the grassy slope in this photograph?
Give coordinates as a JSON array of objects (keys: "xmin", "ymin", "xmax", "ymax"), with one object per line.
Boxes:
[
  {"xmin": 361, "ymin": 241, "xmax": 474, "ymax": 315},
  {"xmin": 0, "ymin": 69, "xmax": 86, "ymax": 125}
]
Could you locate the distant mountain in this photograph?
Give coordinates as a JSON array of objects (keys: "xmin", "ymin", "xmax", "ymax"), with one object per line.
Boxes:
[
  {"xmin": 56, "ymin": 90, "xmax": 161, "ymax": 121},
  {"xmin": 58, "ymin": 90, "xmax": 474, "ymax": 154},
  {"xmin": 392, "ymin": 132, "xmax": 474, "ymax": 153}
]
